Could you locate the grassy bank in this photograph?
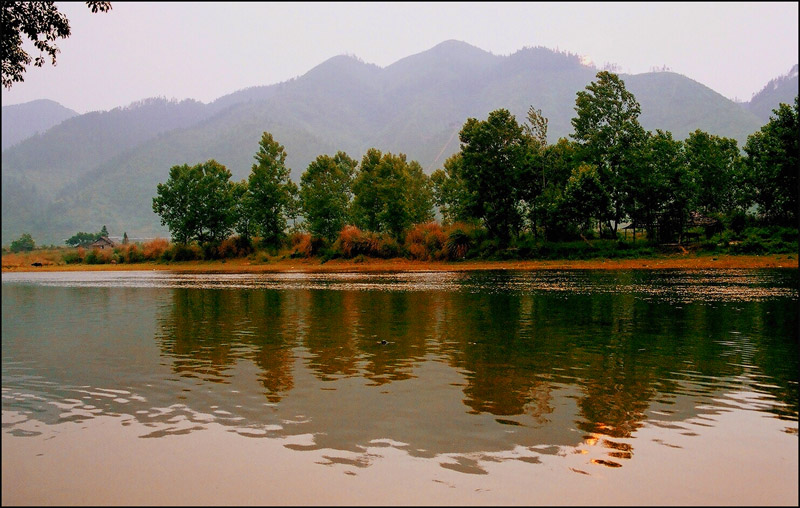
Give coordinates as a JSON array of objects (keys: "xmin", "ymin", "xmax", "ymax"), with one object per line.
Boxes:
[{"xmin": 2, "ymin": 250, "xmax": 796, "ymax": 273}]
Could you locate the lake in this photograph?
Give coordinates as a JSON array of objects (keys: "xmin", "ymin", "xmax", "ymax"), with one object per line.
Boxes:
[{"xmin": 2, "ymin": 269, "xmax": 798, "ymax": 505}]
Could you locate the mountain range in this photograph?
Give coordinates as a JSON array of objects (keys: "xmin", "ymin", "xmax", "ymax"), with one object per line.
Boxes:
[{"xmin": 2, "ymin": 40, "xmax": 797, "ymax": 246}]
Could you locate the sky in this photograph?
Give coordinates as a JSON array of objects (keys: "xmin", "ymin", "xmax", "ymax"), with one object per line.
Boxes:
[{"xmin": 1, "ymin": 2, "xmax": 797, "ymax": 114}]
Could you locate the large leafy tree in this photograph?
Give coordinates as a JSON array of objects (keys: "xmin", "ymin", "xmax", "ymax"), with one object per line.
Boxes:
[
  {"xmin": 561, "ymin": 164, "xmax": 612, "ymax": 234},
  {"xmin": 2, "ymin": 1, "xmax": 111, "ymax": 89},
  {"xmin": 300, "ymin": 151, "xmax": 357, "ymax": 242},
  {"xmin": 10, "ymin": 233, "xmax": 35, "ymax": 252},
  {"xmin": 431, "ymin": 153, "xmax": 475, "ymax": 225},
  {"xmin": 743, "ymin": 97, "xmax": 799, "ymax": 226},
  {"xmin": 632, "ymin": 130, "xmax": 693, "ymax": 242},
  {"xmin": 458, "ymin": 109, "xmax": 529, "ymax": 246},
  {"xmin": 571, "ymin": 71, "xmax": 647, "ymax": 236},
  {"xmin": 538, "ymin": 138, "xmax": 579, "ymax": 240},
  {"xmin": 518, "ymin": 106, "xmax": 550, "ymax": 237},
  {"xmin": 684, "ymin": 129, "xmax": 742, "ymax": 216},
  {"xmin": 351, "ymin": 149, "xmax": 433, "ymax": 239},
  {"xmin": 247, "ymin": 132, "xmax": 295, "ymax": 246},
  {"xmin": 152, "ymin": 160, "xmax": 236, "ymax": 244},
  {"xmin": 230, "ymin": 180, "xmax": 254, "ymax": 241}
]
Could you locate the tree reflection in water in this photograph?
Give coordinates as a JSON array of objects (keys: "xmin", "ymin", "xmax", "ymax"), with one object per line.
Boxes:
[{"xmin": 150, "ymin": 270, "xmax": 798, "ymax": 470}]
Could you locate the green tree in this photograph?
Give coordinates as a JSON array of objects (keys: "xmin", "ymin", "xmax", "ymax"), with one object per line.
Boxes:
[
  {"xmin": 458, "ymin": 109, "xmax": 529, "ymax": 246},
  {"xmin": 99, "ymin": 225, "xmax": 109, "ymax": 237},
  {"xmin": 431, "ymin": 153, "xmax": 475, "ymax": 225},
  {"xmin": 230, "ymin": 180, "xmax": 254, "ymax": 241},
  {"xmin": 561, "ymin": 164, "xmax": 612, "ymax": 235},
  {"xmin": 538, "ymin": 138, "xmax": 579, "ymax": 240},
  {"xmin": 351, "ymin": 149, "xmax": 433, "ymax": 240},
  {"xmin": 65, "ymin": 231, "xmax": 98, "ymax": 247},
  {"xmin": 2, "ymin": 1, "xmax": 112, "ymax": 89},
  {"xmin": 631, "ymin": 130, "xmax": 692, "ymax": 242},
  {"xmin": 743, "ymin": 96, "xmax": 799, "ymax": 226},
  {"xmin": 10, "ymin": 233, "xmax": 35, "ymax": 252},
  {"xmin": 247, "ymin": 132, "xmax": 294, "ymax": 246},
  {"xmin": 571, "ymin": 71, "xmax": 647, "ymax": 236},
  {"xmin": 685, "ymin": 129, "xmax": 742, "ymax": 217},
  {"xmin": 518, "ymin": 106, "xmax": 550, "ymax": 237},
  {"xmin": 300, "ymin": 151, "xmax": 357, "ymax": 242},
  {"xmin": 405, "ymin": 159, "xmax": 435, "ymax": 226},
  {"xmin": 152, "ymin": 160, "xmax": 236, "ymax": 244}
]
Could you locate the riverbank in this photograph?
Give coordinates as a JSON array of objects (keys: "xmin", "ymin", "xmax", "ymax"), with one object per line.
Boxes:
[{"xmin": 2, "ymin": 253, "xmax": 797, "ymax": 273}]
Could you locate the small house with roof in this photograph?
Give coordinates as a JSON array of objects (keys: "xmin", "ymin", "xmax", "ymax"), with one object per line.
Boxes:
[{"xmin": 89, "ymin": 236, "xmax": 117, "ymax": 250}]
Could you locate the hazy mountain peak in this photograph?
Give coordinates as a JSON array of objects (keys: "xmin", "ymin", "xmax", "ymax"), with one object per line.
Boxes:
[
  {"xmin": 744, "ymin": 62, "xmax": 799, "ymax": 122},
  {"xmin": 2, "ymin": 99, "xmax": 78, "ymax": 151}
]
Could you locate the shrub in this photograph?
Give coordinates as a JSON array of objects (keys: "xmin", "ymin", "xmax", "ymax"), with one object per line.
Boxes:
[
  {"xmin": 142, "ymin": 238, "xmax": 170, "ymax": 260},
  {"xmin": 289, "ymin": 232, "xmax": 315, "ymax": 258},
  {"xmin": 85, "ymin": 248, "xmax": 112, "ymax": 264},
  {"xmin": 10, "ymin": 233, "xmax": 35, "ymax": 252},
  {"xmin": 62, "ymin": 247, "xmax": 85, "ymax": 264},
  {"xmin": 335, "ymin": 225, "xmax": 369, "ymax": 258},
  {"xmin": 405, "ymin": 222, "xmax": 447, "ymax": 261},
  {"xmin": 334, "ymin": 225, "xmax": 400, "ymax": 259},
  {"xmin": 170, "ymin": 243, "xmax": 202, "ymax": 261}
]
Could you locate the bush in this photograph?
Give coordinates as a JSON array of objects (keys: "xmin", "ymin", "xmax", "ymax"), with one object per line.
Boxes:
[
  {"xmin": 444, "ymin": 224, "xmax": 474, "ymax": 260},
  {"xmin": 406, "ymin": 222, "xmax": 447, "ymax": 261},
  {"xmin": 63, "ymin": 249, "xmax": 84, "ymax": 264},
  {"xmin": 170, "ymin": 243, "xmax": 202, "ymax": 261},
  {"xmin": 10, "ymin": 233, "xmax": 35, "ymax": 253},
  {"xmin": 85, "ymin": 248, "xmax": 113, "ymax": 264},
  {"xmin": 213, "ymin": 236, "xmax": 253, "ymax": 259},
  {"xmin": 289, "ymin": 232, "xmax": 317, "ymax": 258},
  {"xmin": 142, "ymin": 238, "xmax": 170, "ymax": 260},
  {"xmin": 333, "ymin": 225, "xmax": 400, "ymax": 259}
]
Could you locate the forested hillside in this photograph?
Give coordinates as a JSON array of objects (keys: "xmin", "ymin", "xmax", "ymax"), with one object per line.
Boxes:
[{"xmin": 1, "ymin": 40, "xmax": 788, "ymax": 245}]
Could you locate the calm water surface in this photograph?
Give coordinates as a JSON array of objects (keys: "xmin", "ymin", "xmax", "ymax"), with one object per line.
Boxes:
[{"xmin": 2, "ymin": 269, "xmax": 798, "ymax": 505}]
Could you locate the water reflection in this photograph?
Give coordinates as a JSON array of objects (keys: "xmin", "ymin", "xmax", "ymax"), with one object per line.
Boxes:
[{"xmin": 2, "ymin": 269, "xmax": 798, "ymax": 474}]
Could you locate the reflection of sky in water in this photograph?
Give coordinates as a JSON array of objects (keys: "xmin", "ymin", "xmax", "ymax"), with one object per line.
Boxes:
[{"xmin": 2, "ymin": 269, "xmax": 798, "ymax": 476}]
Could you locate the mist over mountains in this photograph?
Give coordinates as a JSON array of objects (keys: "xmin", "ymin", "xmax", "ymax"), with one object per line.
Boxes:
[{"xmin": 2, "ymin": 40, "xmax": 797, "ymax": 246}]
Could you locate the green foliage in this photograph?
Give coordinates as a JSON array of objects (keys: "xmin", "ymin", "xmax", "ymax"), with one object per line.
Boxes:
[
  {"xmin": 431, "ymin": 153, "xmax": 475, "ymax": 225},
  {"xmin": 561, "ymin": 164, "xmax": 612, "ymax": 234},
  {"xmin": 632, "ymin": 130, "xmax": 694, "ymax": 242},
  {"xmin": 459, "ymin": 109, "xmax": 529, "ymax": 245},
  {"xmin": 571, "ymin": 71, "xmax": 647, "ymax": 233},
  {"xmin": 65, "ymin": 231, "xmax": 97, "ymax": 247},
  {"xmin": 351, "ymin": 149, "xmax": 433, "ymax": 240},
  {"xmin": 685, "ymin": 129, "xmax": 742, "ymax": 215},
  {"xmin": 152, "ymin": 159, "xmax": 236, "ymax": 244},
  {"xmin": 300, "ymin": 151, "xmax": 357, "ymax": 242},
  {"xmin": 743, "ymin": 96, "xmax": 798, "ymax": 227},
  {"xmin": 247, "ymin": 132, "xmax": 295, "ymax": 246},
  {"xmin": 169, "ymin": 243, "xmax": 202, "ymax": 261},
  {"xmin": 10, "ymin": 232, "xmax": 35, "ymax": 252},
  {"xmin": 444, "ymin": 223, "xmax": 476, "ymax": 260}
]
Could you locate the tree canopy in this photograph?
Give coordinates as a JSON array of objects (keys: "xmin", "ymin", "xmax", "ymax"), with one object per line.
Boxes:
[
  {"xmin": 458, "ymin": 108, "xmax": 529, "ymax": 245},
  {"xmin": 152, "ymin": 160, "xmax": 236, "ymax": 244},
  {"xmin": 743, "ymin": 97, "xmax": 799, "ymax": 226},
  {"xmin": 300, "ymin": 151, "xmax": 357, "ymax": 243},
  {"xmin": 571, "ymin": 71, "xmax": 647, "ymax": 235},
  {"xmin": 247, "ymin": 132, "xmax": 295, "ymax": 246}
]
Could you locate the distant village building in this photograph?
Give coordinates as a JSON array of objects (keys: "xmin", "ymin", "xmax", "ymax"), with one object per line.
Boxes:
[{"xmin": 89, "ymin": 236, "xmax": 117, "ymax": 250}]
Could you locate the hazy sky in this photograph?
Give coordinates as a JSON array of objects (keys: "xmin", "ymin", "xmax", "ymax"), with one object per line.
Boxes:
[{"xmin": 1, "ymin": 2, "xmax": 797, "ymax": 114}]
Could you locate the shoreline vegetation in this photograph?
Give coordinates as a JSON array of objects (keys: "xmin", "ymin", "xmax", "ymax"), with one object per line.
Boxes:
[{"xmin": 2, "ymin": 250, "xmax": 796, "ymax": 274}]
